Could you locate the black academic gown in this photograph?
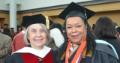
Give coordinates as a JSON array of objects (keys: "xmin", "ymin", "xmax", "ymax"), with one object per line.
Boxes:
[
  {"xmin": 59, "ymin": 39, "xmax": 119, "ymax": 63},
  {"xmin": 92, "ymin": 40, "xmax": 119, "ymax": 63}
]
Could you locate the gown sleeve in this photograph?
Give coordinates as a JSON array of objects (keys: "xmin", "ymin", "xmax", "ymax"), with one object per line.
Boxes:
[{"xmin": 5, "ymin": 53, "xmax": 24, "ymax": 63}]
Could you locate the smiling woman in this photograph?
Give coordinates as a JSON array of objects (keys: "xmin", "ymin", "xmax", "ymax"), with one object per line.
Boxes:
[
  {"xmin": 58, "ymin": 2, "xmax": 119, "ymax": 63},
  {"xmin": 24, "ymin": 23, "xmax": 50, "ymax": 49},
  {"xmin": 5, "ymin": 14, "xmax": 58, "ymax": 63}
]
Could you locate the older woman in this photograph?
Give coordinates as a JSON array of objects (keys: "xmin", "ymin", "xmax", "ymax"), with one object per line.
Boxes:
[{"xmin": 5, "ymin": 23, "xmax": 57, "ymax": 63}]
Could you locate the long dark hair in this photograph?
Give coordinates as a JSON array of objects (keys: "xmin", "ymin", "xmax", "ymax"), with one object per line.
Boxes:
[
  {"xmin": 64, "ymin": 15, "xmax": 96, "ymax": 53},
  {"xmin": 85, "ymin": 21, "xmax": 96, "ymax": 52}
]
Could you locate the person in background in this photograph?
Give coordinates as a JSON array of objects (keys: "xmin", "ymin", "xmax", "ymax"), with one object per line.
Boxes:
[
  {"xmin": 48, "ymin": 22, "xmax": 65, "ymax": 63},
  {"xmin": 94, "ymin": 16, "xmax": 120, "ymax": 63},
  {"xmin": 12, "ymin": 16, "xmax": 32, "ymax": 52},
  {"xmin": 50, "ymin": 23, "xmax": 65, "ymax": 48},
  {"xmin": 0, "ymin": 32, "xmax": 12, "ymax": 63},
  {"xmin": 3, "ymin": 24, "xmax": 11, "ymax": 37},
  {"xmin": 58, "ymin": 2, "xmax": 119, "ymax": 63},
  {"xmin": 5, "ymin": 23, "xmax": 57, "ymax": 63},
  {"xmin": 16, "ymin": 25, "xmax": 23, "ymax": 34},
  {"xmin": 92, "ymin": 24, "xmax": 95, "ymax": 30},
  {"xmin": 10, "ymin": 28, "xmax": 15, "ymax": 39},
  {"xmin": 0, "ymin": 24, "xmax": 3, "ymax": 33},
  {"xmin": 116, "ymin": 26, "xmax": 120, "ymax": 39}
]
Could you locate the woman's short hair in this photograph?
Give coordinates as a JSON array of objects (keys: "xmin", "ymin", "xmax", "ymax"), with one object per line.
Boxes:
[{"xmin": 24, "ymin": 23, "xmax": 51, "ymax": 46}]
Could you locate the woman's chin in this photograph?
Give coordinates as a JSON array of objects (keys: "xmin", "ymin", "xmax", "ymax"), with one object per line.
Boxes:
[{"xmin": 71, "ymin": 39, "xmax": 81, "ymax": 44}]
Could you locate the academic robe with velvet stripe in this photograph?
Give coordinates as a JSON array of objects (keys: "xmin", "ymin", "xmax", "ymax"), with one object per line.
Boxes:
[
  {"xmin": 5, "ymin": 51, "xmax": 56, "ymax": 63},
  {"xmin": 5, "ymin": 47, "xmax": 57, "ymax": 63}
]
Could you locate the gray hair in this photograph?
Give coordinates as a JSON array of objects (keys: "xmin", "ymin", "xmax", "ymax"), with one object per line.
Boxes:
[{"xmin": 24, "ymin": 23, "xmax": 51, "ymax": 46}]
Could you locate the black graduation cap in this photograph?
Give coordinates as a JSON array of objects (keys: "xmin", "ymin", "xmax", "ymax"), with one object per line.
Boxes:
[
  {"xmin": 21, "ymin": 16, "xmax": 32, "ymax": 28},
  {"xmin": 59, "ymin": 2, "xmax": 95, "ymax": 20},
  {"xmin": 31, "ymin": 14, "xmax": 46, "ymax": 25}
]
